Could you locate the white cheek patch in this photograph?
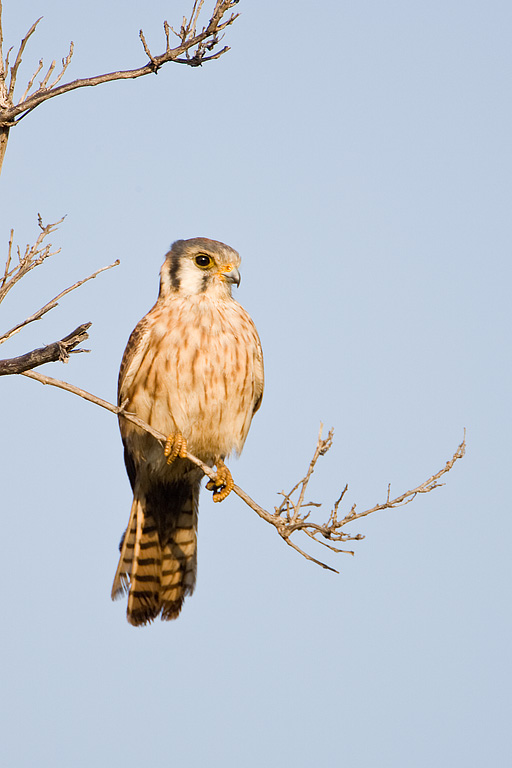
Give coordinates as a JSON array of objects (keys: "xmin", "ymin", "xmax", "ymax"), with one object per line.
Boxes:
[{"xmin": 178, "ymin": 262, "xmax": 206, "ymax": 295}]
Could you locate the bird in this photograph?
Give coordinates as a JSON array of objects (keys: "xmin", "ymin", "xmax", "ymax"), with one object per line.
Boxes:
[{"xmin": 112, "ymin": 237, "xmax": 264, "ymax": 626}]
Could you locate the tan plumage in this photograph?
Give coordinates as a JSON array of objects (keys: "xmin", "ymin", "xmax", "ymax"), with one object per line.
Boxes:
[{"xmin": 113, "ymin": 238, "xmax": 264, "ymax": 626}]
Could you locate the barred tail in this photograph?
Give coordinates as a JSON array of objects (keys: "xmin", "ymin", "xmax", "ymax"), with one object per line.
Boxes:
[
  {"xmin": 111, "ymin": 496, "xmax": 139, "ymax": 601},
  {"xmin": 160, "ymin": 491, "xmax": 198, "ymax": 621},
  {"xmin": 112, "ymin": 482, "xmax": 199, "ymax": 626}
]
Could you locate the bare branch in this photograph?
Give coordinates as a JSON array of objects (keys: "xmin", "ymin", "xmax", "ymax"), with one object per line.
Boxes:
[
  {"xmin": 342, "ymin": 435, "xmax": 467, "ymax": 525},
  {"xmin": 0, "ymin": 216, "xmax": 118, "ymax": 378},
  {"xmin": 17, "ymin": 369, "xmax": 466, "ymax": 572},
  {"xmin": 163, "ymin": 21, "xmax": 172, "ymax": 52},
  {"xmin": 174, "ymin": 46, "xmax": 230, "ymax": 65},
  {"xmin": 7, "ymin": 16, "xmax": 43, "ymax": 99},
  {"xmin": 47, "ymin": 42, "xmax": 74, "ymax": 91},
  {"xmin": 0, "ymin": 258, "xmax": 120, "ymax": 345},
  {"xmin": 0, "ymin": 322, "xmax": 91, "ymax": 375},
  {"xmin": 0, "ymin": 2, "xmax": 8, "ymax": 104},
  {"xmin": 0, "ymin": 1, "xmax": 241, "ymax": 128},
  {"xmin": 189, "ymin": 0, "xmax": 206, "ymax": 38},
  {"xmin": 139, "ymin": 31, "xmax": 158, "ymax": 72},
  {"xmin": 18, "ymin": 57, "xmax": 43, "ymax": 104},
  {"xmin": 0, "ymin": 216, "xmax": 64, "ymax": 305},
  {"xmin": 21, "ymin": 369, "xmax": 218, "ymax": 485},
  {"xmin": 280, "ymin": 535, "xmax": 340, "ymax": 573},
  {"xmin": 0, "ymin": 3, "xmax": 10, "ymax": 165},
  {"xmin": 22, "ymin": 368, "xmax": 126, "ymax": 415},
  {"xmin": 38, "ymin": 59, "xmax": 56, "ymax": 91},
  {"xmin": 2, "ymin": 226, "xmax": 13, "ymax": 286},
  {"xmin": 269, "ymin": 428, "xmax": 466, "ymax": 570}
]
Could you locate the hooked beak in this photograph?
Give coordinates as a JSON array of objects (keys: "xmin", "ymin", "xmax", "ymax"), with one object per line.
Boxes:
[{"xmin": 221, "ymin": 265, "xmax": 241, "ymax": 287}]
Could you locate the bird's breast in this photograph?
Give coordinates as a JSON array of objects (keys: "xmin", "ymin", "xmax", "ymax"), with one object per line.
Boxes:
[{"xmin": 122, "ymin": 296, "xmax": 260, "ymax": 463}]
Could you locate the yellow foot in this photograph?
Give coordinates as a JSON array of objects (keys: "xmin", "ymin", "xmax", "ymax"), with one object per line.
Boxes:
[
  {"xmin": 164, "ymin": 432, "xmax": 188, "ymax": 464},
  {"xmin": 206, "ymin": 458, "xmax": 234, "ymax": 503}
]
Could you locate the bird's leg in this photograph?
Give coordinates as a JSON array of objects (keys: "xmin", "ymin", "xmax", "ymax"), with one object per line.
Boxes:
[
  {"xmin": 206, "ymin": 458, "xmax": 234, "ymax": 503},
  {"xmin": 164, "ymin": 432, "xmax": 188, "ymax": 464}
]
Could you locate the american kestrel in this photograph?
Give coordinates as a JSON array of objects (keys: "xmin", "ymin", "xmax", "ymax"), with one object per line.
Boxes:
[{"xmin": 112, "ymin": 238, "xmax": 264, "ymax": 626}]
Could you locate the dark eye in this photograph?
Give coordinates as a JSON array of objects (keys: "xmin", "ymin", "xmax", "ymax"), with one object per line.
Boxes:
[{"xmin": 195, "ymin": 254, "xmax": 212, "ymax": 268}]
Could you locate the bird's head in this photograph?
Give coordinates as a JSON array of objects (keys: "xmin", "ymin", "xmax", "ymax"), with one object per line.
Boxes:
[{"xmin": 159, "ymin": 237, "xmax": 241, "ymax": 299}]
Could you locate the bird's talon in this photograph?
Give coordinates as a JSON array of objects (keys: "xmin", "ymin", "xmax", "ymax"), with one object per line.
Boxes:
[
  {"xmin": 206, "ymin": 459, "xmax": 234, "ymax": 502},
  {"xmin": 164, "ymin": 432, "xmax": 187, "ymax": 464}
]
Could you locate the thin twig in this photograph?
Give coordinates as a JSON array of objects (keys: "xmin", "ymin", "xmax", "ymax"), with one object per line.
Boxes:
[
  {"xmin": 18, "ymin": 58, "xmax": 43, "ymax": 104},
  {"xmin": 0, "ymin": 216, "xmax": 64, "ymax": 305},
  {"xmin": 139, "ymin": 31, "xmax": 159, "ymax": 71},
  {"xmin": 1, "ymin": 227, "xmax": 13, "ymax": 287},
  {"xmin": 47, "ymin": 42, "xmax": 74, "ymax": 90},
  {"xmin": 39, "ymin": 60, "xmax": 56, "ymax": 91},
  {"xmin": 7, "ymin": 16, "xmax": 43, "ymax": 99},
  {"xmin": 0, "ymin": 258, "xmax": 120, "ymax": 345}
]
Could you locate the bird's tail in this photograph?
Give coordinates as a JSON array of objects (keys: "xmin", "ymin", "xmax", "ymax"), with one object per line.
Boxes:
[{"xmin": 111, "ymin": 483, "xmax": 199, "ymax": 626}]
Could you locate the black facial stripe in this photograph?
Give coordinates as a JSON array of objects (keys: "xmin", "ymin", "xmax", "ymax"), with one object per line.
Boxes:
[
  {"xmin": 168, "ymin": 253, "xmax": 181, "ymax": 291},
  {"xmin": 200, "ymin": 272, "xmax": 209, "ymax": 293}
]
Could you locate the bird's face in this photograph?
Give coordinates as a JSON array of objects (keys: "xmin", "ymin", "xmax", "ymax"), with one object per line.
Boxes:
[{"xmin": 159, "ymin": 238, "xmax": 241, "ymax": 299}]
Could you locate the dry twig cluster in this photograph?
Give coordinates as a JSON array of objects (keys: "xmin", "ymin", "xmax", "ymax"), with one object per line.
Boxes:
[
  {"xmin": 0, "ymin": 1, "xmax": 240, "ymax": 171},
  {"xmin": 0, "ymin": 216, "xmax": 118, "ymax": 375},
  {"xmin": 271, "ymin": 425, "xmax": 466, "ymax": 570}
]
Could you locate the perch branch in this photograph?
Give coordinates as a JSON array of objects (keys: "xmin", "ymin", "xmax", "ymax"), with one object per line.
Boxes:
[{"xmin": 18, "ymin": 370, "xmax": 466, "ymax": 572}]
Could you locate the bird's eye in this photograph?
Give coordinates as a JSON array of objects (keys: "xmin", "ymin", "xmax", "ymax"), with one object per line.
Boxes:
[{"xmin": 195, "ymin": 254, "xmax": 213, "ymax": 268}]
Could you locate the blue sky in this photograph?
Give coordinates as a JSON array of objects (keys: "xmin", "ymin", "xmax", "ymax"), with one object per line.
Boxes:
[{"xmin": 1, "ymin": 2, "xmax": 510, "ymax": 766}]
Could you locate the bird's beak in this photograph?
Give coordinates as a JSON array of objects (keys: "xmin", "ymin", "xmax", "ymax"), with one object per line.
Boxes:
[{"xmin": 220, "ymin": 265, "xmax": 241, "ymax": 287}]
